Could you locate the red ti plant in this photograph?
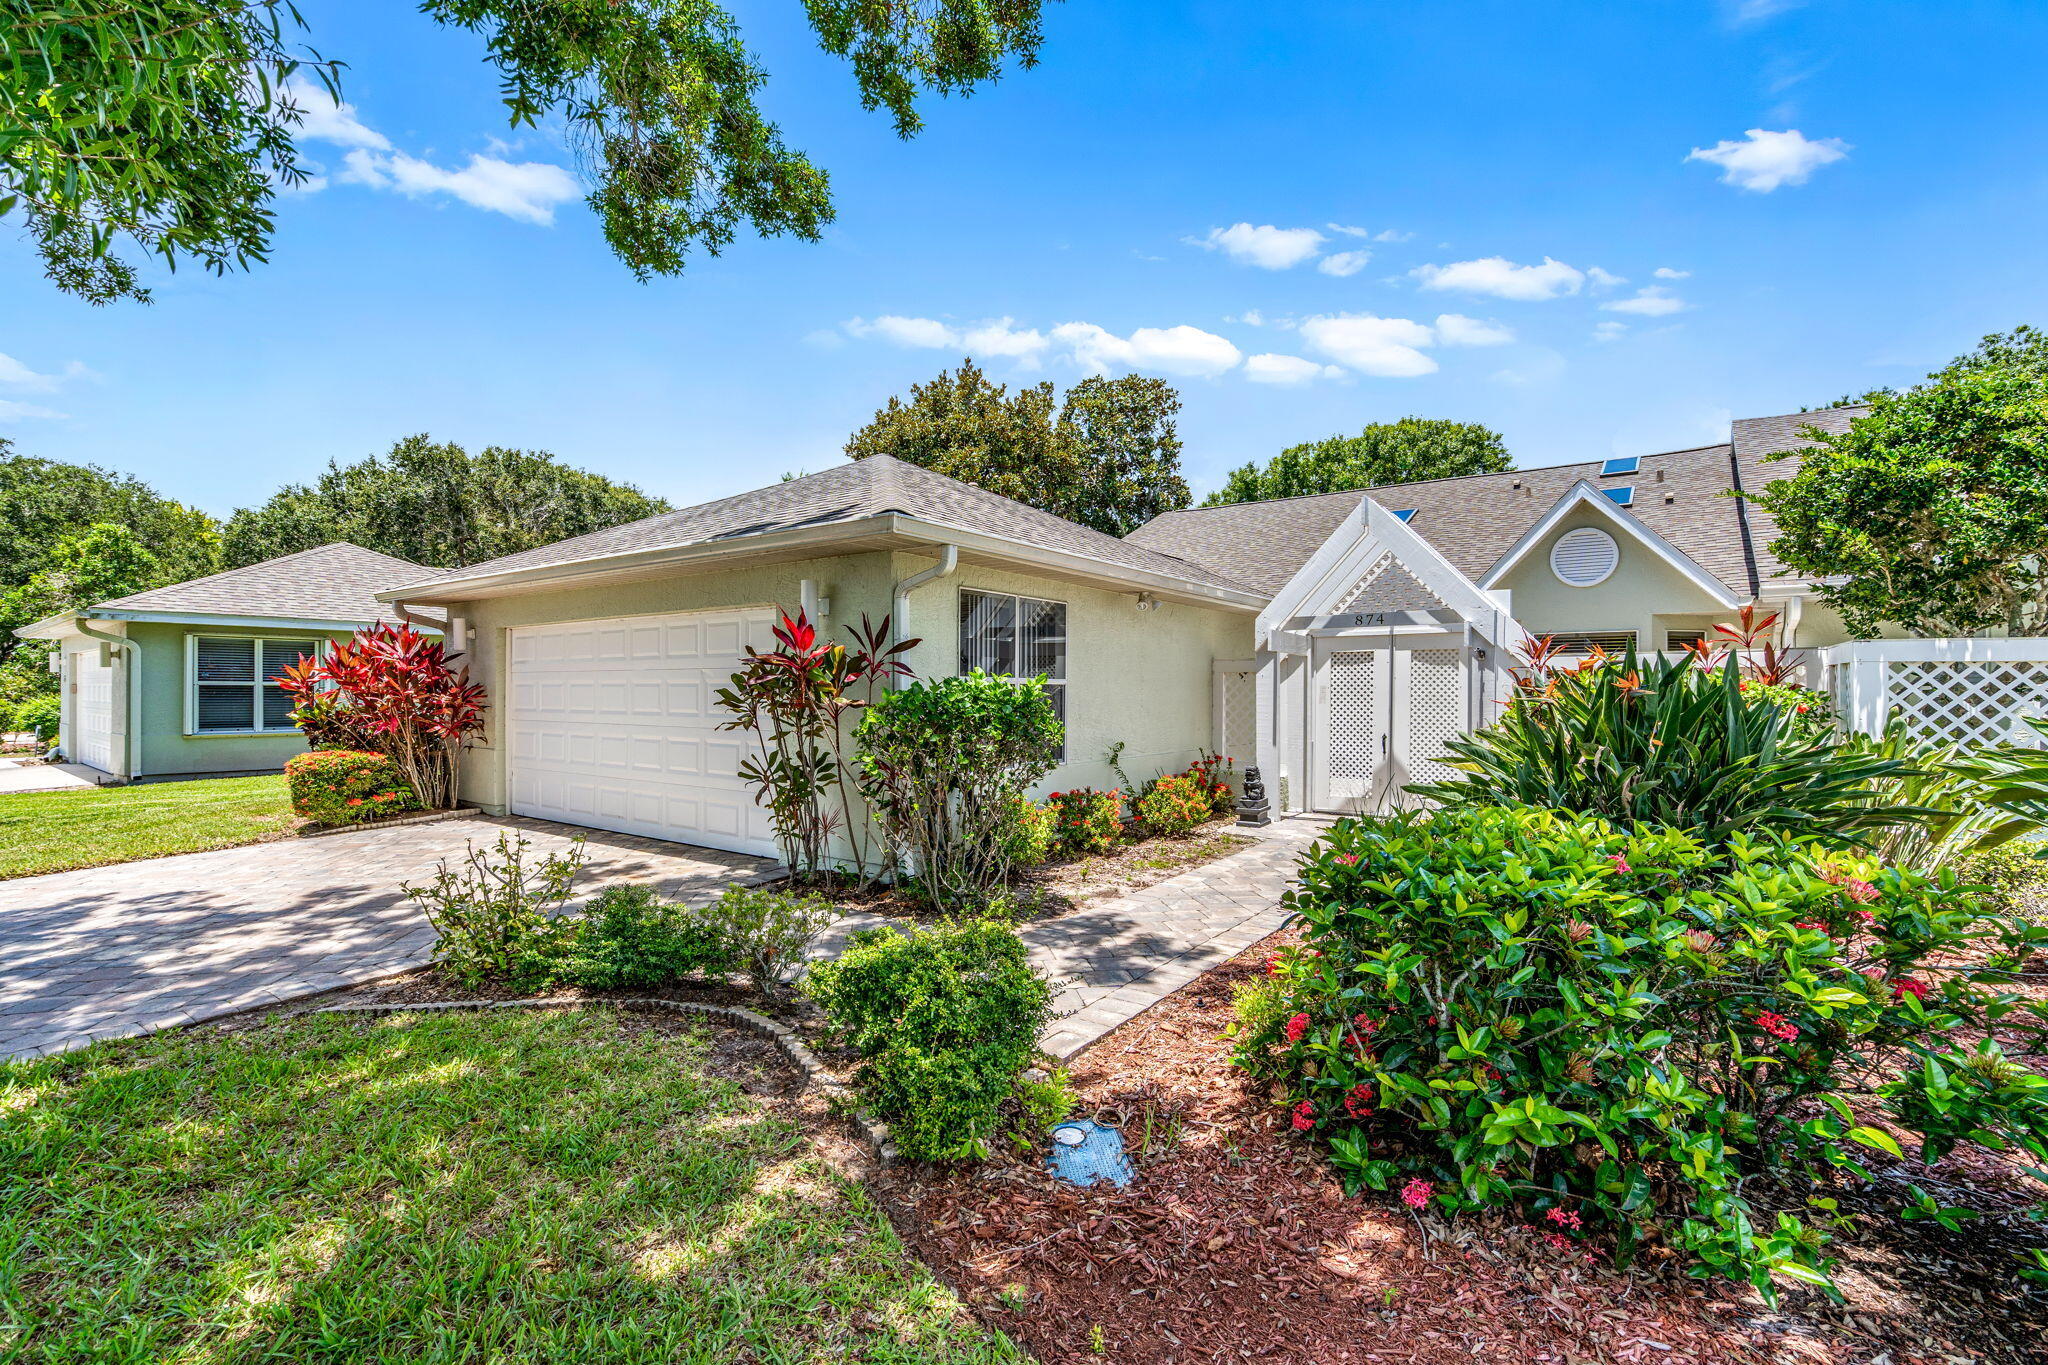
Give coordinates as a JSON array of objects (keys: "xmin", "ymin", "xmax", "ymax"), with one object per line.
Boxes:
[
  {"xmin": 713, "ymin": 611, "xmax": 916, "ymax": 884},
  {"xmin": 275, "ymin": 622, "xmax": 487, "ymax": 810},
  {"xmin": 1710, "ymin": 603, "xmax": 1806, "ymax": 685}
]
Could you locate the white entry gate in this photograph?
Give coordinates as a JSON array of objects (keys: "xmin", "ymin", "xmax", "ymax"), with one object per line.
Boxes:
[
  {"xmin": 1310, "ymin": 630, "xmax": 1473, "ymax": 814},
  {"xmin": 67, "ymin": 646, "xmax": 118, "ymax": 775}
]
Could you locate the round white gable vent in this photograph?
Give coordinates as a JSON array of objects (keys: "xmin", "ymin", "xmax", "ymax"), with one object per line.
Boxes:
[{"xmin": 1550, "ymin": 527, "xmax": 1619, "ymax": 587}]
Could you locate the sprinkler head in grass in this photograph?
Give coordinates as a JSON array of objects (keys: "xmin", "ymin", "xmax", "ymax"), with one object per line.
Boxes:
[{"xmin": 1046, "ymin": 1119, "xmax": 1134, "ymax": 1189}]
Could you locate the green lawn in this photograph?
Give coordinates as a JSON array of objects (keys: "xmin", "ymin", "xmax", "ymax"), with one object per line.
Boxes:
[
  {"xmin": 0, "ymin": 1009, "xmax": 1019, "ymax": 1365},
  {"xmin": 0, "ymin": 774, "xmax": 297, "ymax": 879}
]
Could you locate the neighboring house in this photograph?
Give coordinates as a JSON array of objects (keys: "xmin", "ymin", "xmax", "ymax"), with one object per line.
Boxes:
[
  {"xmin": 14, "ymin": 543, "xmax": 441, "ymax": 783},
  {"xmin": 374, "ymin": 408, "xmax": 1862, "ymax": 856}
]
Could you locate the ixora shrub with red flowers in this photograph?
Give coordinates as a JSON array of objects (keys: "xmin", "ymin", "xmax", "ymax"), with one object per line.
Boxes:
[
  {"xmin": 1044, "ymin": 787, "xmax": 1122, "ymax": 854},
  {"xmin": 283, "ymin": 749, "xmax": 421, "ymax": 825},
  {"xmin": 1135, "ymin": 771, "xmax": 1213, "ymax": 837},
  {"xmin": 276, "ymin": 623, "xmax": 486, "ymax": 810},
  {"xmin": 1233, "ymin": 806, "xmax": 2048, "ymax": 1299}
]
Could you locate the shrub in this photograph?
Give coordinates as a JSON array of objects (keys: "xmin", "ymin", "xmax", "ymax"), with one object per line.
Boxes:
[
  {"xmin": 806, "ymin": 917, "xmax": 1057, "ymax": 1161},
  {"xmin": 713, "ymin": 611, "xmax": 914, "ymax": 884},
  {"xmin": 563, "ymin": 884, "xmax": 735, "ymax": 989},
  {"xmin": 1955, "ymin": 841, "xmax": 2048, "ymax": 923},
  {"xmin": 1412, "ymin": 650, "xmax": 1920, "ymax": 846},
  {"xmin": 15, "ymin": 694, "xmax": 59, "ymax": 743},
  {"xmin": 276, "ymin": 623, "xmax": 486, "ymax": 809},
  {"xmin": 857, "ymin": 672, "xmax": 1063, "ymax": 908},
  {"xmin": 403, "ymin": 833, "xmax": 587, "ymax": 990},
  {"xmin": 1236, "ymin": 805, "xmax": 2048, "ymax": 1298},
  {"xmin": 996, "ymin": 795, "xmax": 1058, "ymax": 869},
  {"xmin": 1186, "ymin": 752, "xmax": 1237, "ymax": 815},
  {"xmin": 695, "ymin": 883, "xmax": 835, "ymax": 992},
  {"xmin": 1739, "ymin": 679, "xmax": 1836, "ymax": 746},
  {"xmin": 284, "ymin": 749, "xmax": 421, "ymax": 824},
  {"xmin": 1046, "ymin": 787, "xmax": 1121, "ymax": 854},
  {"xmin": 1136, "ymin": 771, "xmax": 1213, "ymax": 837}
]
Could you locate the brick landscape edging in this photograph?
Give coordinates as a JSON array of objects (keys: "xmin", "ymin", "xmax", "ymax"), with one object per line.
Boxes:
[{"xmin": 302, "ymin": 995, "xmax": 898, "ymax": 1161}]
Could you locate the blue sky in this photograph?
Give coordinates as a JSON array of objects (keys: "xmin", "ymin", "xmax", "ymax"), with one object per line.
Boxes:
[{"xmin": 4, "ymin": 0, "xmax": 2047, "ymax": 522}]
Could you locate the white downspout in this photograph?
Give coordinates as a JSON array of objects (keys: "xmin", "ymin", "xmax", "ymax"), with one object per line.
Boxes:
[
  {"xmin": 891, "ymin": 545, "xmax": 958, "ymax": 684},
  {"xmin": 72, "ymin": 616, "xmax": 141, "ymax": 782}
]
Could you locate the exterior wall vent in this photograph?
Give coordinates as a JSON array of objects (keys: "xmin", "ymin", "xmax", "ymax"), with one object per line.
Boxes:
[{"xmin": 1549, "ymin": 527, "xmax": 1619, "ymax": 587}]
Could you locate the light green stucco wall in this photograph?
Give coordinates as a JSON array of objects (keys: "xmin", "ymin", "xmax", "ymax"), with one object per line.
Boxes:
[
  {"xmin": 441, "ymin": 548, "xmax": 1256, "ymax": 813},
  {"xmin": 130, "ymin": 622, "xmax": 345, "ymax": 778},
  {"xmin": 892, "ymin": 554, "xmax": 1257, "ymax": 795},
  {"xmin": 1495, "ymin": 505, "xmax": 1730, "ymax": 650},
  {"xmin": 446, "ymin": 552, "xmax": 902, "ymax": 810}
]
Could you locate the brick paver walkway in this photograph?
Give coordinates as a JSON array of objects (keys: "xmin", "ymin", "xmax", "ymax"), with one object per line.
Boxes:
[
  {"xmin": 0, "ymin": 815, "xmax": 773, "ymax": 1060},
  {"xmin": 810, "ymin": 816, "xmax": 1327, "ymax": 1060}
]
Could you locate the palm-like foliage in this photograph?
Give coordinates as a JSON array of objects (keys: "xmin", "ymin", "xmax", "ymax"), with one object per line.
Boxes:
[{"xmin": 1410, "ymin": 648, "xmax": 1925, "ymax": 845}]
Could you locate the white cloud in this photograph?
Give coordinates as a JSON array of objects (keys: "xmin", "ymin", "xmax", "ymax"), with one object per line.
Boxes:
[
  {"xmin": 1244, "ymin": 354, "xmax": 1344, "ymax": 386},
  {"xmin": 1327, "ymin": 224, "xmax": 1370, "ymax": 238},
  {"xmin": 1369, "ymin": 228, "xmax": 1414, "ymax": 243},
  {"xmin": 0, "ymin": 399, "xmax": 68, "ymax": 421},
  {"xmin": 341, "ymin": 148, "xmax": 580, "ymax": 225},
  {"xmin": 1728, "ymin": 0, "xmax": 1803, "ymax": 24},
  {"xmin": 1410, "ymin": 255, "xmax": 1585, "ymax": 301},
  {"xmin": 960, "ymin": 317, "xmax": 1049, "ymax": 359},
  {"xmin": 1227, "ymin": 309, "xmax": 1266, "ymax": 327},
  {"xmin": 1686, "ymin": 128, "xmax": 1848, "ymax": 191},
  {"xmin": 845, "ymin": 314, "xmax": 959, "ymax": 348},
  {"xmin": 1317, "ymin": 250, "xmax": 1371, "ymax": 278},
  {"xmin": 1654, "ymin": 266, "xmax": 1691, "ymax": 280},
  {"xmin": 1433, "ymin": 314, "xmax": 1515, "ymax": 347},
  {"xmin": 1592, "ymin": 321, "xmax": 1629, "ymax": 343},
  {"xmin": 1299, "ymin": 313, "xmax": 1439, "ymax": 377},
  {"xmin": 1052, "ymin": 322, "xmax": 1242, "ymax": 377},
  {"xmin": 0, "ymin": 353, "xmax": 94, "ymax": 394},
  {"xmin": 1585, "ymin": 266, "xmax": 1627, "ymax": 291},
  {"xmin": 1189, "ymin": 223, "xmax": 1326, "ymax": 270},
  {"xmin": 283, "ymin": 76, "xmax": 391, "ymax": 150},
  {"xmin": 1601, "ymin": 286, "xmax": 1687, "ymax": 317}
]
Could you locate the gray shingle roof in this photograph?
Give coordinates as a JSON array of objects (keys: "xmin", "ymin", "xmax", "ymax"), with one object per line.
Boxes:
[
  {"xmin": 1128, "ymin": 408, "xmax": 1870, "ymax": 602},
  {"xmin": 393, "ymin": 454, "xmax": 1255, "ymax": 597},
  {"xmin": 95, "ymin": 543, "xmax": 443, "ymax": 624},
  {"xmin": 1730, "ymin": 406, "xmax": 1867, "ymax": 589}
]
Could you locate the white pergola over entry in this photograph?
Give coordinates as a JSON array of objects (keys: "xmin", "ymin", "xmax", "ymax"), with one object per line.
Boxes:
[{"xmin": 1241, "ymin": 500, "xmax": 1531, "ymax": 817}]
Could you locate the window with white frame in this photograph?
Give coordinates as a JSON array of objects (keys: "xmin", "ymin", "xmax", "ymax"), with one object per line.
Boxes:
[
  {"xmin": 959, "ymin": 589, "xmax": 1067, "ymax": 752},
  {"xmin": 189, "ymin": 636, "xmax": 321, "ymax": 734}
]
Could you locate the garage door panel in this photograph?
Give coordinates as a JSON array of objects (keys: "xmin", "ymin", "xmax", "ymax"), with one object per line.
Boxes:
[{"xmin": 507, "ymin": 607, "xmax": 777, "ymax": 858}]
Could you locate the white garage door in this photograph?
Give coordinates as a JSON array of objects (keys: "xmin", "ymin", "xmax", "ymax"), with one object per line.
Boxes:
[
  {"xmin": 506, "ymin": 608, "xmax": 779, "ymax": 857},
  {"xmin": 70, "ymin": 648, "xmax": 117, "ymax": 775}
]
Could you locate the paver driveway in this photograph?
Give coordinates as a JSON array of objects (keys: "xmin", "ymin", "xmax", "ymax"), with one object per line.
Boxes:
[{"xmin": 0, "ymin": 814, "xmax": 773, "ymax": 1060}]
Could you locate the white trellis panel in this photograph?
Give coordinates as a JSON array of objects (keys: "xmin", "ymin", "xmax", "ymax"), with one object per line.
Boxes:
[
  {"xmin": 1820, "ymin": 639, "xmax": 2048, "ymax": 746},
  {"xmin": 1325, "ymin": 650, "xmax": 1380, "ymax": 806},
  {"xmin": 1212, "ymin": 662, "xmax": 1257, "ymax": 777},
  {"xmin": 1405, "ymin": 648, "xmax": 1467, "ymax": 789}
]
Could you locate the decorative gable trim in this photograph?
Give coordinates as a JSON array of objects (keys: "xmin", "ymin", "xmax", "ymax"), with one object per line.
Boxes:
[
  {"xmin": 1259, "ymin": 497, "xmax": 1527, "ymax": 653},
  {"xmin": 1477, "ymin": 481, "xmax": 1742, "ymax": 608}
]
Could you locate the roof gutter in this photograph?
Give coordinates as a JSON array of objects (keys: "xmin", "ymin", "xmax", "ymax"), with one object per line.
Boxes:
[
  {"xmin": 71, "ymin": 616, "xmax": 142, "ymax": 782},
  {"xmin": 891, "ymin": 544, "xmax": 958, "ymax": 685}
]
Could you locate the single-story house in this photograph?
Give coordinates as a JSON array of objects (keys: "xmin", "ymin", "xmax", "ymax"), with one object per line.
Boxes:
[
  {"xmin": 371, "ymin": 406, "xmax": 1868, "ymax": 857},
  {"xmin": 14, "ymin": 543, "xmax": 441, "ymax": 783}
]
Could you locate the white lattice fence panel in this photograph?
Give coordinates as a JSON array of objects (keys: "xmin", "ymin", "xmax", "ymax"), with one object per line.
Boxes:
[
  {"xmin": 1327, "ymin": 650, "xmax": 1378, "ymax": 802},
  {"xmin": 1885, "ymin": 659, "xmax": 2048, "ymax": 746},
  {"xmin": 1405, "ymin": 648, "xmax": 1466, "ymax": 792},
  {"xmin": 1217, "ymin": 670, "xmax": 1255, "ymax": 768}
]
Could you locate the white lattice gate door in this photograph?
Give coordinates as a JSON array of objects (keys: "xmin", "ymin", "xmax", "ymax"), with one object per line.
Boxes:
[{"xmin": 1313, "ymin": 638, "xmax": 1470, "ymax": 815}]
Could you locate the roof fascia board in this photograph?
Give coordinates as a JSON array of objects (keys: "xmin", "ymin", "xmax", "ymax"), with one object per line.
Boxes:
[
  {"xmin": 1477, "ymin": 481, "xmax": 1742, "ymax": 608},
  {"xmin": 378, "ymin": 516, "xmax": 903, "ymax": 602},
  {"xmin": 80, "ymin": 609, "xmax": 393, "ymax": 632},
  {"xmin": 884, "ymin": 515, "xmax": 1264, "ymax": 610},
  {"xmin": 381, "ymin": 512, "xmax": 1265, "ymax": 611}
]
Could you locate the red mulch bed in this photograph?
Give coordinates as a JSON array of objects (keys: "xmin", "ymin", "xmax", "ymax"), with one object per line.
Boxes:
[{"xmin": 872, "ymin": 930, "xmax": 2048, "ymax": 1365}]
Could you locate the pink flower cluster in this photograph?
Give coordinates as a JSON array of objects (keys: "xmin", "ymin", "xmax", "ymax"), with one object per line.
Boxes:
[
  {"xmin": 1754, "ymin": 1009, "xmax": 1799, "ymax": 1042},
  {"xmin": 1891, "ymin": 976, "xmax": 1930, "ymax": 1003},
  {"xmin": 1399, "ymin": 1178, "xmax": 1434, "ymax": 1210},
  {"xmin": 1335, "ymin": 853, "xmax": 1360, "ymax": 866},
  {"xmin": 1285, "ymin": 1012, "xmax": 1310, "ymax": 1044},
  {"xmin": 1545, "ymin": 1207, "xmax": 1583, "ymax": 1230},
  {"xmin": 1342, "ymin": 1082, "xmax": 1376, "ymax": 1119},
  {"xmin": 1291, "ymin": 1100, "xmax": 1316, "ymax": 1131},
  {"xmin": 1609, "ymin": 854, "xmax": 1632, "ymax": 874}
]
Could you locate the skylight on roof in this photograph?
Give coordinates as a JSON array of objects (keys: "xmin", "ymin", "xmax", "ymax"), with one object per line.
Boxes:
[
  {"xmin": 1601, "ymin": 456, "xmax": 1639, "ymax": 476},
  {"xmin": 1391, "ymin": 508, "xmax": 1417, "ymax": 523},
  {"xmin": 1602, "ymin": 486, "xmax": 1635, "ymax": 507}
]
